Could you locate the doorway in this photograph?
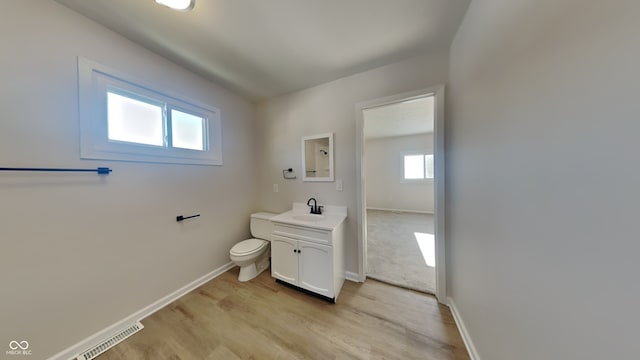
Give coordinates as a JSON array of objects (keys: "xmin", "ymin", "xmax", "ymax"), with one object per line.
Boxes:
[{"xmin": 355, "ymin": 86, "xmax": 446, "ymax": 301}]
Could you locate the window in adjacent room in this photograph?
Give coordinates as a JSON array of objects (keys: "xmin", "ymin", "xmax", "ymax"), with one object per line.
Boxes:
[
  {"xmin": 403, "ymin": 154, "xmax": 434, "ymax": 180},
  {"xmin": 78, "ymin": 57, "xmax": 222, "ymax": 166}
]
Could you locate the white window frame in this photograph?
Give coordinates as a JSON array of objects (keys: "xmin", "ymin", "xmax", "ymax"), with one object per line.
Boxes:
[
  {"xmin": 401, "ymin": 152, "xmax": 434, "ymax": 181},
  {"xmin": 78, "ymin": 57, "xmax": 222, "ymax": 166}
]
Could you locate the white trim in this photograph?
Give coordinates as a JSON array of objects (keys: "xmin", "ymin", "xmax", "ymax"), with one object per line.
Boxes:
[
  {"xmin": 355, "ymin": 85, "xmax": 447, "ymax": 302},
  {"xmin": 447, "ymin": 298, "xmax": 481, "ymax": 360},
  {"xmin": 49, "ymin": 262, "xmax": 235, "ymax": 360},
  {"xmin": 345, "ymin": 271, "xmax": 361, "ymax": 282},
  {"xmin": 433, "ymin": 85, "xmax": 446, "ymax": 303},
  {"xmin": 366, "ymin": 207, "xmax": 434, "ymax": 215}
]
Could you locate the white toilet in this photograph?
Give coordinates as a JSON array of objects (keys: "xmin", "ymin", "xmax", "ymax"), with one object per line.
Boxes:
[{"xmin": 230, "ymin": 212, "xmax": 276, "ymax": 281}]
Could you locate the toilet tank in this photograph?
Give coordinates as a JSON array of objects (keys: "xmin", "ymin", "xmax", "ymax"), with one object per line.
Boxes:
[{"xmin": 250, "ymin": 212, "xmax": 276, "ymax": 240}]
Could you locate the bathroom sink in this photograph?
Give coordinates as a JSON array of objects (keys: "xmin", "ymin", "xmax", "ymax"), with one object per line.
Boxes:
[
  {"xmin": 270, "ymin": 203, "xmax": 347, "ymax": 231},
  {"xmin": 292, "ymin": 214, "xmax": 325, "ymax": 222}
]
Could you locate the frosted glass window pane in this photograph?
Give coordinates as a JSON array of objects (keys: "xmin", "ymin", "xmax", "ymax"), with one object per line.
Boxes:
[
  {"xmin": 425, "ymin": 154, "xmax": 434, "ymax": 179},
  {"xmin": 404, "ymin": 155, "xmax": 425, "ymax": 179},
  {"xmin": 171, "ymin": 109, "xmax": 204, "ymax": 151},
  {"xmin": 107, "ymin": 92, "xmax": 163, "ymax": 146}
]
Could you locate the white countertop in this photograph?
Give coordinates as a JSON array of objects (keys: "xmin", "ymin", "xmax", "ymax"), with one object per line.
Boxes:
[{"xmin": 270, "ymin": 203, "xmax": 347, "ymax": 231}]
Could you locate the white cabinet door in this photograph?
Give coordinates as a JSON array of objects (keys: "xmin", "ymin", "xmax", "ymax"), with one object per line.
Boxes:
[
  {"xmin": 298, "ymin": 241, "xmax": 333, "ymax": 298},
  {"xmin": 271, "ymin": 235, "xmax": 299, "ymax": 284}
]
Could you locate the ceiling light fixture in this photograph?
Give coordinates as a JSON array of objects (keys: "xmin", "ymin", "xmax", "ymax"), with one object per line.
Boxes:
[{"xmin": 155, "ymin": 0, "xmax": 195, "ymax": 11}]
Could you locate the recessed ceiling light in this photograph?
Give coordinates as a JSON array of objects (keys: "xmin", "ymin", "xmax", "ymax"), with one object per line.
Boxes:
[{"xmin": 155, "ymin": 0, "xmax": 195, "ymax": 11}]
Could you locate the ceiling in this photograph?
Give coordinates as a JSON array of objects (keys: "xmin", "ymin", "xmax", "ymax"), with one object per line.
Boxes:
[
  {"xmin": 363, "ymin": 96, "xmax": 434, "ymax": 140},
  {"xmin": 54, "ymin": 0, "xmax": 470, "ymax": 101}
]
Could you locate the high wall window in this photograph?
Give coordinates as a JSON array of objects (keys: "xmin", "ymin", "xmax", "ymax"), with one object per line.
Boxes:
[
  {"xmin": 403, "ymin": 154, "xmax": 434, "ymax": 180},
  {"xmin": 78, "ymin": 58, "xmax": 222, "ymax": 166}
]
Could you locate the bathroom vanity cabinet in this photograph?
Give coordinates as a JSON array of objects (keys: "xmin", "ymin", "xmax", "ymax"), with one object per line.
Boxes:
[{"xmin": 270, "ymin": 204, "xmax": 347, "ymax": 302}]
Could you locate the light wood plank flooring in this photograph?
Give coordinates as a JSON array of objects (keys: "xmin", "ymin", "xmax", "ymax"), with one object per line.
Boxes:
[{"xmin": 100, "ymin": 267, "xmax": 469, "ymax": 360}]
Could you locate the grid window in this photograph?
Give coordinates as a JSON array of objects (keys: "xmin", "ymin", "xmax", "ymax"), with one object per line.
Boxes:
[
  {"xmin": 107, "ymin": 91, "xmax": 164, "ymax": 147},
  {"xmin": 79, "ymin": 57, "xmax": 222, "ymax": 166},
  {"xmin": 403, "ymin": 154, "xmax": 434, "ymax": 180},
  {"xmin": 171, "ymin": 109, "xmax": 205, "ymax": 151},
  {"xmin": 424, "ymin": 154, "xmax": 434, "ymax": 179},
  {"xmin": 404, "ymin": 155, "xmax": 425, "ymax": 179},
  {"xmin": 106, "ymin": 90, "xmax": 209, "ymax": 152}
]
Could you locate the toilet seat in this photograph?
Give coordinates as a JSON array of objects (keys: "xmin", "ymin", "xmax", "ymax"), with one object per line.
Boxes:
[{"xmin": 230, "ymin": 238, "xmax": 267, "ymax": 256}]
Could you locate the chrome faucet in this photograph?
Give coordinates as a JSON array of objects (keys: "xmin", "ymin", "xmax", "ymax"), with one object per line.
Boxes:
[{"xmin": 306, "ymin": 197, "xmax": 323, "ymax": 215}]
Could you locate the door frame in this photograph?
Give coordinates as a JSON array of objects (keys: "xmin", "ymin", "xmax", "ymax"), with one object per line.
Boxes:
[{"xmin": 354, "ymin": 85, "xmax": 446, "ymax": 302}]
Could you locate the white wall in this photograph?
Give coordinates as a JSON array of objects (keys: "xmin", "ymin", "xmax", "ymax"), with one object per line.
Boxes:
[
  {"xmin": 447, "ymin": 0, "xmax": 640, "ymax": 359},
  {"xmin": 256, "ymin": 50, "xmax": 449, "ymax": 273},
  {"xmin": 365, "ymin": 134, "xmax": 434, "ymax": 213},
  {"xmin": 0, "ymin": 1, "xmax": 256, "ymax": 358}
]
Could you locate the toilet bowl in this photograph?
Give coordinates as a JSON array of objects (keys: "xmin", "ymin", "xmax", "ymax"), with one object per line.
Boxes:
[
  {"xmin": 230, "ymin": 239, "xmax": 270, "ymax": 281},
  {"xmin": 230, "ymin": 212, "xmax": 276, "ymax": 281}
]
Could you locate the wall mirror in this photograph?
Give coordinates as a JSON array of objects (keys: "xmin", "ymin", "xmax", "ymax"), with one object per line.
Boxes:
[{"xmin": 302, "ymin": 133, "xmax": 334, "ymax": 182}]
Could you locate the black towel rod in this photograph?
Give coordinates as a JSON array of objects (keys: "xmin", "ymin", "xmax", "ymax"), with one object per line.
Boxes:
[
  {"xmin": 177, "ymin": 214, "xmax": 200, "ymax": 222},
  {"xmin": 0, "ymin": 167, "xmax": 112, "ymax": 175}
]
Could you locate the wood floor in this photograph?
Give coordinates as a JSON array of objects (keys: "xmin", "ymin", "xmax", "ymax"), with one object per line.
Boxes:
[{"xmin": 100, "ymin": 267, "xmax": 469, "ymax": 360}]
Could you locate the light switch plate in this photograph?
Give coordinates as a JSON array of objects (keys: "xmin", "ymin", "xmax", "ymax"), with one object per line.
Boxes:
[
  {"xmin": 273, "ymin": 184, "xmax": 279, "ymax": 193},
  {"xmin": 336, "ymin": 179, "xmax": 343, "ymax": 192}
]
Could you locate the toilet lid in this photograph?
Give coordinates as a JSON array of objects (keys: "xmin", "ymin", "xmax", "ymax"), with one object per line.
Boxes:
[{"xmin": 231, "ymin": 239, "xmax": 267, "ymax": 255}]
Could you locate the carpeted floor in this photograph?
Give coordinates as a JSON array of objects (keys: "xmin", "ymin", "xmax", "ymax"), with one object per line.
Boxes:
[{"xmin": 367, "ymin": 209, "xmax": 435, "ymax": 294}]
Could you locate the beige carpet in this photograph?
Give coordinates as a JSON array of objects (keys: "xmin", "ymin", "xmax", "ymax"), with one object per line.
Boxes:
[{"xmin": 367, "ymin": 209, "xmax": 435, "ymax": 294}]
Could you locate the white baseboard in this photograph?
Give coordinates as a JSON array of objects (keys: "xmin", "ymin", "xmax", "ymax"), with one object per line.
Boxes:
[
  {"xmin": 447, "ymin": 297, "xmax": 481, "ymax": 360},
  {"xmin": 49, "ymin": 261, "xmax": 236, "ymax": 360},
  {"xmin": 366, "ymin": 207, "xmax": 434, "ymax": 215},
  {"xmin": 345, "ymin": 271, "xmax": 361, "ymax": 282}
]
